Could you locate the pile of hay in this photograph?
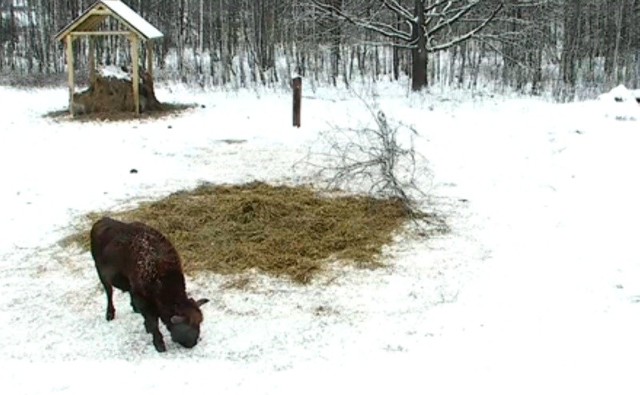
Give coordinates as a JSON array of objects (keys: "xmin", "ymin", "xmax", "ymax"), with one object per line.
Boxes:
[
  {"xmin": 65, "ymin": 182, "xmax": 419, "ymax": 283},
  {"xmin": 73, "ymin": 70, "xmax": 161, "ymax": 115}
]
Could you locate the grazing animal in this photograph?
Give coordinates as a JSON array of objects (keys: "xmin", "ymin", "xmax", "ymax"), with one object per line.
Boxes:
[{"xmin": 90, "ymin": 217, "xmax": 209, "ymax": 352}]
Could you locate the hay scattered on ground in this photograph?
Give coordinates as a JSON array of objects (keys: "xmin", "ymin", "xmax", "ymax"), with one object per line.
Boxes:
[
  {"xmin": 44, "ymin": 102, "xmax": 197, "ymax": 122},
  {"xmin": 64, "ymin": 182, "xmax": 430, "ymax": 283}
]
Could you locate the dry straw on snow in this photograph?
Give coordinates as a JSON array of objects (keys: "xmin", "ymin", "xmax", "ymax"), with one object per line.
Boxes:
[{"xmin": 65, "ymin": 182, "xmax": 423, "ymax": 283}]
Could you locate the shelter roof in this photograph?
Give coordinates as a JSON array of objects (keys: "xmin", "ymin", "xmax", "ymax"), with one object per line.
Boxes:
[{"xmin": 55, "ymin": 0, "xmax": 163, "ymax": 41}]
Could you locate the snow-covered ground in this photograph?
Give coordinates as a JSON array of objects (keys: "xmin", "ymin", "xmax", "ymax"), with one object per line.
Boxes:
[{"xmin": 1, "ymin": 82, "xmax": 640, "ymax": 394}]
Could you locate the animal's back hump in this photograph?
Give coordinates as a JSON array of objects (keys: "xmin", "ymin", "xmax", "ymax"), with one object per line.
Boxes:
[{"xmin": 130, "ymin": 225, "xmax": 182, "ymax": 282}]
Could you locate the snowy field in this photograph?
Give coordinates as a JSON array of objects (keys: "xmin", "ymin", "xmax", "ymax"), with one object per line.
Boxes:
[{"xmin": 1, "ymin": 81, "xmax": 640, "ymax": 394}]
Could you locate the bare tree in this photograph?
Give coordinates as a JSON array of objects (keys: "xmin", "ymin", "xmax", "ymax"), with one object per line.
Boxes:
[
  {"xmin": 310, "ymin": 0, "xmax": 503, "ymax": 90},
  {"xmin": 560, "ymin": 0, "xmax": 581, "ymax": 100}
]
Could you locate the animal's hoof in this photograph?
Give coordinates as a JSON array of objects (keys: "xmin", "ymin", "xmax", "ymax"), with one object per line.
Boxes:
[
  {"xmin": 106, "ymin": 311, "xmax": 115, "ymax": 321},
  {"xmin": 154, "ymin": 342, "xmax": 167, "ymax": 352}
]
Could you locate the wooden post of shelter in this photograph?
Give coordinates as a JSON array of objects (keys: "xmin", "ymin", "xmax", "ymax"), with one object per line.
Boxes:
[
  {"xmin": 130, "ymin": 33, "xmax": 140, "ymax": 115},
  {"xmin": 66, "ymin": 35, "xmax": 75, "ymax": 117},
  {"xmin": 292, "ymin": 76, "xmax": 302, "ymax": 128}
]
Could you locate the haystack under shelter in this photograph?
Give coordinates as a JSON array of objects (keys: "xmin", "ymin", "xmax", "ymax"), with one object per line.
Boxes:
[{"xmin": 54, "ymin": 0, "xmax": 163, "ymax": 116}]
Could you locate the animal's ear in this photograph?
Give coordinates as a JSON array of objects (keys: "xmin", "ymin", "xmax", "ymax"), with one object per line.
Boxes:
[
  {"xmin": 196, "ymin": 298, "xmax": 209, "ymax": 306},
  {"xmin": 171, "ymin": 315, "xmax": 186, "ymax": 325}
]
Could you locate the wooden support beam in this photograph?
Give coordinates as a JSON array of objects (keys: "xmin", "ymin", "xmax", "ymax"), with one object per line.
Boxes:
[
  {"xmin": 66, "ymin": 35, "xmax": 75, "ymax": 117},
  {"xmin": 130, "ymin": 34, "xmax": 140, "ymax": 115},
  {"xmin": 90, "ymin": 10, "xmax": 112, "ymax": 16},
  {"xmin": 70, "ymin": 31, "xmax": 132, "ymax": 37}
]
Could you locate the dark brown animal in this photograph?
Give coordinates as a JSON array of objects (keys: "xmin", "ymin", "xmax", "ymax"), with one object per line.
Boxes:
[{"xmin": 90, "ymin": 217, "xmax": 209, "ymax": 352}]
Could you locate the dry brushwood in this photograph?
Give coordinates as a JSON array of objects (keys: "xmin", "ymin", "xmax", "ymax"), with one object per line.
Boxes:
[{"xmin": 300, "ymin": 101, "xmax": 430, "ymax": 217}]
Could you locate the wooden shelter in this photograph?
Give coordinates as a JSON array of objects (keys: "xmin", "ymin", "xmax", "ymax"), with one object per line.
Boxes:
[{"xmin": 54, "ymin": 0, "xmax": 163, "ymax": 116}]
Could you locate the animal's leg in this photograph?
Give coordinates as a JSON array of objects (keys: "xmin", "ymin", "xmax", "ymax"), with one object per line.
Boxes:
[
  {"xmin": 130, "ymin": 293, "xmax": 143, "ymax": 314},
  {"xmin": 130, "ymin": 297, "xmax": 141, "ymax": 314},
  {"xmin": 143, "ymin": 315, "xmax": 166, "ymax": 352},
  {"xmin": 98, "ymin": 274, "xmax": 115, "ymax": 321},
  {"xmin": 134, "ymin": 294, "xmax": 166, "ymax": 352}
]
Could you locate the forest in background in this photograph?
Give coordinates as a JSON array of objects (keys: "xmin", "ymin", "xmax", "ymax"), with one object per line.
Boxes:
[{"xmin": 1, "ymin": 0, "xmax": 639, "ymax": 100}]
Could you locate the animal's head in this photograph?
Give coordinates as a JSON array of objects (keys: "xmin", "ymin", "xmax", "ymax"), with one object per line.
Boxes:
[{"xmin": 169, "ymin": 298, "xmax": 209, "ymax": 348}]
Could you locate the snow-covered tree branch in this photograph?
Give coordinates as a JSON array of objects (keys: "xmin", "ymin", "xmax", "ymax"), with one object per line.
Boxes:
[{"xmin": 309, "ymin": 0, "xmax": 504, "ymax": 90}]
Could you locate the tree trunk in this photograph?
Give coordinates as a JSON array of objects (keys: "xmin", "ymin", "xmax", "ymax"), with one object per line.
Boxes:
[
  {"xmin": 392, "ymin": 13, "xmax": 401, "ymax": 81},
  {"xmin": 458, "ymin": 42, "xmax": 467, "ymax": 87},
  {"xmin": 560, "ymin": 0, "xmax": 581, "ymax": 100},
  {"xmin": 411, "ymin": 0, "xmax": 427, "ymax": 91}
]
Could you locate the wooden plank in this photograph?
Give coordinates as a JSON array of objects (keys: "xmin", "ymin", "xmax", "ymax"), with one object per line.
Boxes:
[
  {"xmin": 79, "ymin": 14, "xmax": 109, "ymax": 32},
  {"xmin": 70, "ymin": 31, "xmax": 133, "ymax": 37},
  {"xmin": 90, "ymin": 10, "xmax": 112, "ymax": 16},
  {"xmin": 66, "ymin": 35, "xmax": 75, "ymax": 117},
  {"xmin": 131, "ymin": 34, "xmax": 140, "ymax": 115}
]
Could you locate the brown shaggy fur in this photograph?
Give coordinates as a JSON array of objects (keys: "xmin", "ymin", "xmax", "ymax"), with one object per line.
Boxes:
[{"xmin": 90, "ymin": 217, "xmax": 208, "ymax": 352}]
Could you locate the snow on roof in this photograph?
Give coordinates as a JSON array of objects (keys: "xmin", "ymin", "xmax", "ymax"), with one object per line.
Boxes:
[{"xmin": 101, "ymin": 0, "xmax": 163, "ymax": 40}]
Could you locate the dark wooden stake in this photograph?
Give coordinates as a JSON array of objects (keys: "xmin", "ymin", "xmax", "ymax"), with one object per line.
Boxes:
[{"xmin": 292, "ymin": 76, "xmax": 302, "ymax": 127}]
